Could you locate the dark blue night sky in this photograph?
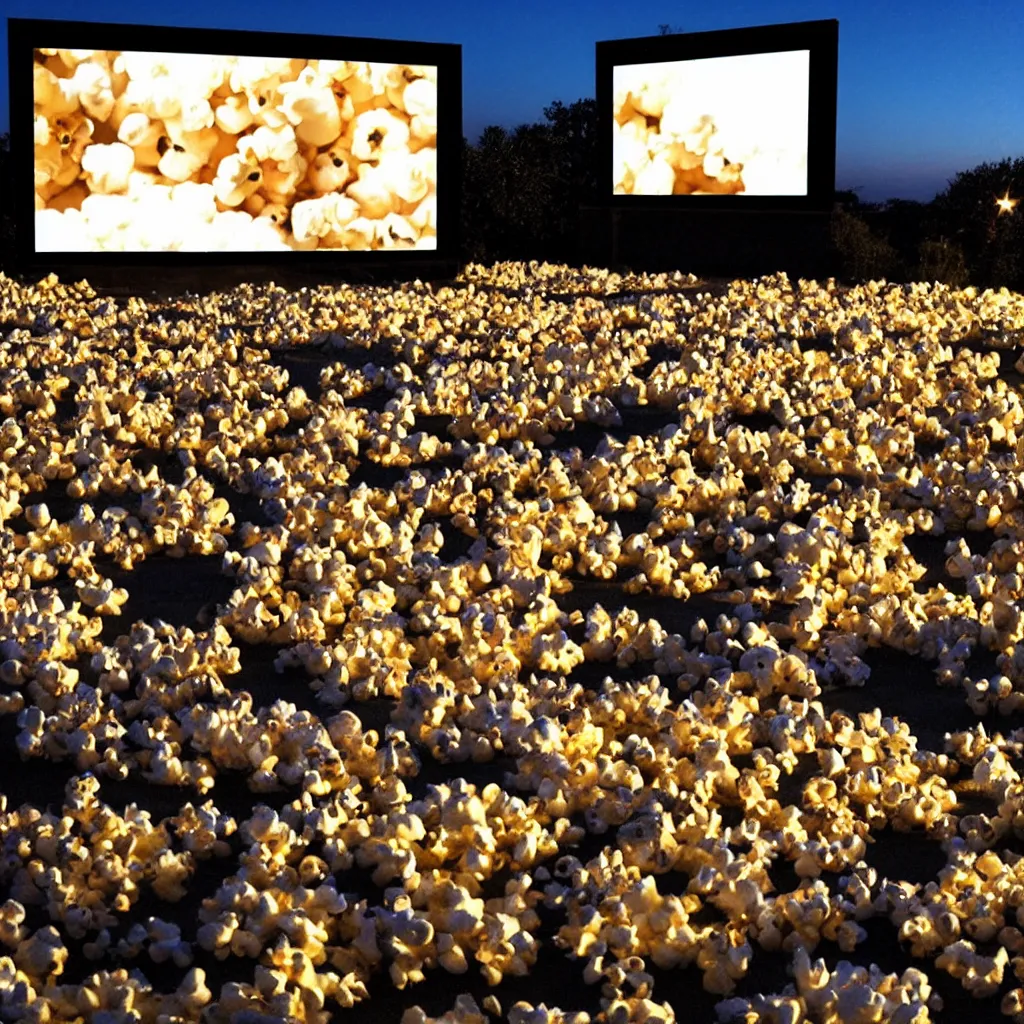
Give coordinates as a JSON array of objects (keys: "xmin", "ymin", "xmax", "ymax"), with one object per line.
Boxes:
[{"xmin": 5, "ymin": 0, "xmax": 1023, "ymax": 202}]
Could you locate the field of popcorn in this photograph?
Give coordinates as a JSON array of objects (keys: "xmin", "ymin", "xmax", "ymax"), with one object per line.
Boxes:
[{"xmin": 2, "ymin": 260, "xmax": 1024, "ymax": 1024}]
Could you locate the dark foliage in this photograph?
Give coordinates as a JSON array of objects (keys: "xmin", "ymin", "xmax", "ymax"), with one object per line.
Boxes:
[
  {"xmin": 916, "ymin": 236, "xmax": 968, "ymax": 288},
  {"xmin": 932, "ymin": 157, "xmax": 1024, "ymax": 291},
  {"xmin": 461, "ymin": 99, "xmax": 599, "ymax": 265},
  {"xmin": 833, "ymin": 188, "xmax": 863, "ymax": 211},
  {"xmin": 874, "ymin": 198, "xmax": 940, "ymax": 274},
  {"xmin": 830, "ymin": 205, "xmax": 901, "ymax": 282},
  {"xmin": 829, "ymin": 159, "xmax": 1024, "ymax": 287}
]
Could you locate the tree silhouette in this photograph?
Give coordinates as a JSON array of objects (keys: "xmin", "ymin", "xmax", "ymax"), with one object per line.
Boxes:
[
  {"xmin": 933, "ymin": 157, "xmax": 1024, "ymax": 290},
  {"xmin": 916, "ymin": 237, "xmax": 968, "ymax": 287},
  {"xmin": 834, "ymin": 188, "xmax": 863, "ymax": 210},
  {"xmin": 877, "ymin": 198, "xmax": 939, "ymax": 276},
  {"xmin": 460, "ymin": 99, "xmax": 599, "ymax": 263},
  {"xmin": 832, "ymin": 206, "xmax": 900, "ymax": 281}
]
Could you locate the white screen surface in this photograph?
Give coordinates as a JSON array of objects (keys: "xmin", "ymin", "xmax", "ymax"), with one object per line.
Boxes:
[
  {"xmin": 612, "ymin": 49, "xmax": 810, "ymax": 196},
  {"xmin": 33, "ymin": 49, "xmax": 438, "ymax": 252}
]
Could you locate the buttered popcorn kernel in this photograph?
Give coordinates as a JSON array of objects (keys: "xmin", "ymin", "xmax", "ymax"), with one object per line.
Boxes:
[
  {"xmin": 2, "ymin": 267, "xmax": 1024, "ymax": 1022},
  {"xmin": 33, "ymin": 50, "xmax": 439, "ymax": 251}
]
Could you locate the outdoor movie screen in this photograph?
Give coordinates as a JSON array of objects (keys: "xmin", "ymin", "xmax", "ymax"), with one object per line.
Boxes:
[
  {"xmin": 598, "ymin": 20, "xmax": 838, "ymax": 209},
  {"xmin": 613, "ymin": 49, "xmax": 811, "ymax": 197},
  {"xmin": 30, "ymin": 44, "xmax": 441, "ymax": 253}
]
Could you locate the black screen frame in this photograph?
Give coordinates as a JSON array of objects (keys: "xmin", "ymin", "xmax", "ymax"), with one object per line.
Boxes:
[
  {"xmin": 9, "ymin": 16, "xmax": 462, "ymax": 273},
  {"xmin": 596, "ymin": 19, "xmax": 838, "ymax": 213}
]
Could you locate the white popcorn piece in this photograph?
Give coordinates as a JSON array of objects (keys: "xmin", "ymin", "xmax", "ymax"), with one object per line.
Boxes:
[
  {"xmin": 349, "ymin": 107, "xmax": 412, "ymax": 163},
  {"xmin": 80, "ymin": 141, "xmax": 135, "ymax": 194},
  {"xmin": 278, "ymin": 66, "xmax": 343, "ymax": 147}
]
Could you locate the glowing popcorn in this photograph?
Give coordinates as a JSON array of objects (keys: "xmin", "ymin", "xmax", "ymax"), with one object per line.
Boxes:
[{"xmin": 0, "ymin": 266, "xmax": 1023, "ymax": 1024}]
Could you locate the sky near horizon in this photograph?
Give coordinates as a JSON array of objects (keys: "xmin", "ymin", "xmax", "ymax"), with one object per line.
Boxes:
[{"xmin": 5, "ymin": 0, "xmax": 1024, "ymax": 203}]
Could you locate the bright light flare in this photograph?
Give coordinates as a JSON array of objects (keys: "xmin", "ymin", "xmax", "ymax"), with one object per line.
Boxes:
[{"xmin": 995, "ymin": 191, "xmax": 1019, "ymax": 215}]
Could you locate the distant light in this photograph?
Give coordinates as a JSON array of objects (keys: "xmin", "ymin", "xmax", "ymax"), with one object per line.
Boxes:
[{"xmin": 995, "ymin": 191, "xmax": 1019, "ymax": 215}]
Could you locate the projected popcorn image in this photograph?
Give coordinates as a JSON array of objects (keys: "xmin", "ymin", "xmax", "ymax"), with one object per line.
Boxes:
[
  {"xmin": 32, "ymin": 48, "xmax": 439, "ymax": 252},
  {"xmin": 613, "ymin": 49, "xmax": 810, "ymax": 196}
]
